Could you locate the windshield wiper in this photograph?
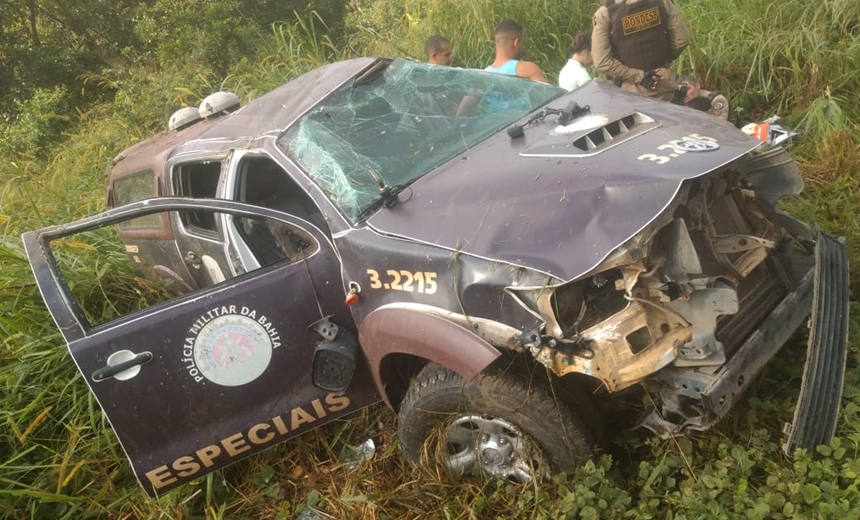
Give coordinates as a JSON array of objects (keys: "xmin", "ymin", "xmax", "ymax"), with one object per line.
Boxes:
[
  {"xmin": 355, "ymin": 166, "xmax": 407, "ymax": 222},
  {"xmin": 355, "ymin": 185, "xmax": 407, "ymax": 222}
]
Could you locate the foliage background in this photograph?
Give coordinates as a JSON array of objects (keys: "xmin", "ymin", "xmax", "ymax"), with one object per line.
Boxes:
[{"xmin": 1, "ymin": 0, "xmax": 859, "ymax": 518}]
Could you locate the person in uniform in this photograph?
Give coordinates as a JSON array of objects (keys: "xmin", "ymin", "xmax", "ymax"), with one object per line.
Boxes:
[
  {"xmin": 685, "ymin": 96, "xmax": 713, "ymax": 113},
  {"xmin": 677, "ymin": 74, "xmax": 730, "ymax": 121},
  {"xmin": 485, "ymin": 20, "xmax": 548, "ymax": 83},
  {"xmin": 425, "ymin": 35, "xmax": 453, "ymax": 66},
  {"xmin": 559, "ymin": 30, "xmax": 593, "ymax": 91},
  {"xmin": 591, "ymin": 0, "xmax": 689, "ymax": 101}
]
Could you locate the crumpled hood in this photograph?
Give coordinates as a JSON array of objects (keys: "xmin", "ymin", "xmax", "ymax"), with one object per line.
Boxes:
[{"xmin": 368, "ymin": 80, "xmax": 762, "ymax": 282}]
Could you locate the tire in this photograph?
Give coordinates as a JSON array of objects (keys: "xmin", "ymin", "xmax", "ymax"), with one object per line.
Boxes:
[{"xmin": 397, "ymin": 360, "xmax": 596, "ymax": 482}]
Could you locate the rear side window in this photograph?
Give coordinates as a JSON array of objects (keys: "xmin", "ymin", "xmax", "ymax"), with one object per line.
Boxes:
[
  {"xmin": 113, "ymin": 170, "xmax": 163, "ymax": 231},
  {"xmin": 173, "ymin": 161, "xmax": 222, "ymax": 235}
]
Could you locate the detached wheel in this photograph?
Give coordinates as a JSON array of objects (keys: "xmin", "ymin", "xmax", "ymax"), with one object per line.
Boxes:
[{"xmin": 397, "ymin": 361, "xmax": 596, "ymax": 482}]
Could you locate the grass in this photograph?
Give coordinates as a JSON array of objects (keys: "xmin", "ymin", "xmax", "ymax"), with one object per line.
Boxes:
[{"xmin": 1, "ymin": 0, "xmax": 860, "ymax": 517}]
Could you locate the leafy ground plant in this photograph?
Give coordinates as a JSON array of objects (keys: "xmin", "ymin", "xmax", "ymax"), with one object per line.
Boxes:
[{"xmin": 1, "ymin": 0, "xmax": 859, "ymax": 518}]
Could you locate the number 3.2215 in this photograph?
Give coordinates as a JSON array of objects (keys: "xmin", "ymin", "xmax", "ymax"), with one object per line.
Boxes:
[{"xmin": 366, "ymin": 269, "xmax": 437, "ymax": 294}]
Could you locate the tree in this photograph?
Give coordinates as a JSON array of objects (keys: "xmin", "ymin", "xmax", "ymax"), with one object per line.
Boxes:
[{"xmin": 0, "ymin": 0, "xmax": 144, "ymax": 119}]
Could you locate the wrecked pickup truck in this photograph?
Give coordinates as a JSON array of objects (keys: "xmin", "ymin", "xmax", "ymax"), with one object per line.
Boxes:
[{"xmin": 23, "ymin": 58, "xmax": 849, "ymax": 496}]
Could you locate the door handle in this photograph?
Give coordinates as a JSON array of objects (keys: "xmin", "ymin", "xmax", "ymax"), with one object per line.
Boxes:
[
  {"xmin": 92, "ymin": 351, "xmax": 153, "ymax": 382},
  {"xmin": 185, "ymin": 251, "xmax": 202, "ymax": 268}
]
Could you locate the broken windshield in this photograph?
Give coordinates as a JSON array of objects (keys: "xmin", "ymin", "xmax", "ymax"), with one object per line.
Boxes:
[{"xmin": 276, "ymin": 59, "xmax": 564, "ymax": 223}]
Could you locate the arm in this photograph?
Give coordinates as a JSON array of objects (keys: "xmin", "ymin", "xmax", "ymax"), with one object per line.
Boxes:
[
  {"xmin": 591, "ymin": 6, "xmax": 643, "ymax": 84},
  {"xmin": 517, "ymin": 61, "xmax": 548, "ymax": 83},
  {"xmin": 665, "ymin": 0, "xmax": 690, "ymax": 61},
  {"xmin": 455, "ymin": 95, "xmax": 479, "ymax": 116}
]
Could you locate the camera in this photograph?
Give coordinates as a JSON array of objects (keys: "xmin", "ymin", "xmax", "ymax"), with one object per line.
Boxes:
[{"xmin": 672, "ymin": 84, "xmax": 688, "ymax": 105}]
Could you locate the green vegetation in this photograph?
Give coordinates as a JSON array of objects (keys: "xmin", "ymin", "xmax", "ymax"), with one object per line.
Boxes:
[{"xmin": 1, "ymin": 0, "xmax": 859, "ymax": 518}]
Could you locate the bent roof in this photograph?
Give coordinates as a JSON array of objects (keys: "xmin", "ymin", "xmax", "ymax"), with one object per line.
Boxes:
[{"xmin": 109, "ymin": 57, "xmax": 377, "ymax": 181}]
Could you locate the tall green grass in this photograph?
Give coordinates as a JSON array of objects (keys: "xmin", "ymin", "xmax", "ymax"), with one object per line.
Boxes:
[
  {"xmin": 1, "ymin": 0, "xmax": 859, "ymax": 517},
  {"xmin": 679, "ymin": 0, "xmax": 860, "ymax": 125},
  {"xmin": 344, "ymin": 0, "xmax": 594, "ymax": 75}
]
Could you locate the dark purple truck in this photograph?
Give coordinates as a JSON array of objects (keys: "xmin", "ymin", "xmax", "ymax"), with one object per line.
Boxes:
[{"xmin": 23, "ymin": 58, "xmax": 849, "ymax": 496}]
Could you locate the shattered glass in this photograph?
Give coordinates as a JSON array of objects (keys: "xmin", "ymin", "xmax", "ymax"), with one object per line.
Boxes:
[{"xmin": 277, "ymin": 59, "xmax": 564, "ymax": 222}]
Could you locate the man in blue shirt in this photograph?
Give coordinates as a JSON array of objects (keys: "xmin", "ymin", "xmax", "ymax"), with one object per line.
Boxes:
[{"xmin": 485, "ymin": 20, "xmax": 547, "ymax": 83}]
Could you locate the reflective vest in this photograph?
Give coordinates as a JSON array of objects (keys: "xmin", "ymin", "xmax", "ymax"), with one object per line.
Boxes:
[{"xmin": 606, "ymin": 0, "xmax": 671, "ymax": 71}]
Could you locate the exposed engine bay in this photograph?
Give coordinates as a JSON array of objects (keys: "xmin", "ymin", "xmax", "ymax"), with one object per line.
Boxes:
[{"xmin": 516, "ymin": 152, "xmax": 814, "ymax": 436}]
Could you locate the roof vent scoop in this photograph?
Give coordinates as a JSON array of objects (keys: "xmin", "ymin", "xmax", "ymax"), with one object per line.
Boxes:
[
  {"xmin": 198, "ymin": 91, "xmax": 240, "ymax": 118},
  {"xmin": 168, "ymin": 107, "xmax": 202, "ymax": 130}
]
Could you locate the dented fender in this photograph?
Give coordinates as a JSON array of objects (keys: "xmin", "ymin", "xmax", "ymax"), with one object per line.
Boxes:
[{"xmin": 358, "ymin": 306, "xmax": 501, "ymax": 407}]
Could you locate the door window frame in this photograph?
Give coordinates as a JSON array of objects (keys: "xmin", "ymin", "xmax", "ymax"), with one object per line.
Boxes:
[{"xmin": 23, "ymin": 198, "xmax": 329, "ymax": 344}]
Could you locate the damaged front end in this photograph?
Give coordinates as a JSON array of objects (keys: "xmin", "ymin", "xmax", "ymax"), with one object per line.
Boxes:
[{"xmin": 508, "ymin": 147, "xmax": 849, "ymax": 453}]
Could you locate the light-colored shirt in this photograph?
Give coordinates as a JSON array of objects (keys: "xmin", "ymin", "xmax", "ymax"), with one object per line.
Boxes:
[{"xmin": 559, "ymin": 59, "xmax": 591, "ymax": 91}]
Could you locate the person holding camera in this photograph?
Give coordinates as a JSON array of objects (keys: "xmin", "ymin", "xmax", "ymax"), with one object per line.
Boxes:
[
  {"xmin": 591, "ymin": 0, "xmax": 689, "ymax": 101},
  {"xmin": 677, "ymin": 75, "xmax": 730, "ymax": 121}
]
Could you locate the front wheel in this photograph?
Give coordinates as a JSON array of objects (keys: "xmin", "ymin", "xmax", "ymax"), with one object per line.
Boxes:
[{"xmin": 397, "ymin": 361, "xmax": 596, "ymax": 482}]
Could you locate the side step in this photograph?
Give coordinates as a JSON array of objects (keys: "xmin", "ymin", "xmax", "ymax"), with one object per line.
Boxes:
[{"xmin": 783, "ymin": 230, "xmax": 850, "ymax": 455}]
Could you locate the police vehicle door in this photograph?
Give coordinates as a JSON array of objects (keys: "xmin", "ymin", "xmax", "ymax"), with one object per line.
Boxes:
[
  {"xmin": 169, "ymin": 158, "xmax": 234, "ymax": 288},
  {"xmin": 22, "ymin": 198, "xmax": 379, "ymax": 497}
]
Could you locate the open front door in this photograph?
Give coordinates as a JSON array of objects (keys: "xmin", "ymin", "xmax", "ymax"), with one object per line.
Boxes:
[{"xmin": 22, "ymin": 199, "xmax": 378, "ymax": 496}]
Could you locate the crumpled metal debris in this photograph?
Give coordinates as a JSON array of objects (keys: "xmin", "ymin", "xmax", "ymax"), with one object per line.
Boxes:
[
  {"xmin": 741, "ymin": 115, "xmax": 802, "ymax": 147},
  {"xmin": 295, "ymin": 508, "xmax": 331, "ymax": 520},
  {"xmin": 343, "ymin": 437, "xmax": 376, "ymax": 469}
]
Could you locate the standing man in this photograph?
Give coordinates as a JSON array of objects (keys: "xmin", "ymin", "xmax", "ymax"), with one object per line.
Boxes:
[
  {"xmin": 559, "ymin": 30, "xmax": 593, "ymax": 91},
  {"xmin": 677, "ymin": 75, "xmax": 730, "ymax": 121},
  {"xmin": 485, "ymin": 20, "xmax": 548, "ymax": 83},
  {"xmin": 425, "ymin": 35, "xmax": 453, "ymax": 66},
  {"xmin": 591, "ymin": 0, "xmax": 689, "ymax": 101}
]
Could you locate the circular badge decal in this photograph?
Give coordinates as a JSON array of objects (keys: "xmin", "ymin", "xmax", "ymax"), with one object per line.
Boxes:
[{"xmin": 193, "ymin": 315, "xmax": 273, "ymax": 386}]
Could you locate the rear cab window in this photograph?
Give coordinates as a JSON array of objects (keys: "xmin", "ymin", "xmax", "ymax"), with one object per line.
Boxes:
[
  {"xmin": 112, "ymin": 169, "xmax": 165, "ymax": 232},
  {"xmin": 172, "ymin": 161, "xmax": 223, "ymax": 237}
]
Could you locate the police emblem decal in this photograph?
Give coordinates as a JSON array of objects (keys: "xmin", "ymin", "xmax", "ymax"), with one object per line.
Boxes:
[
  {"xmin": 192, "ymin": 314, "xmax": 273, "ymax": 386},
  {"xmin": 675, "ymin": 138, "xmax": 721, "ymax": 152}
]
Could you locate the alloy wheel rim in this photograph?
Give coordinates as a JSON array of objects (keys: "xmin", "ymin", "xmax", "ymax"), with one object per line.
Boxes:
[{"xmin": 441, "ymin": 414, "xmax": 542, "ymax": 482}]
